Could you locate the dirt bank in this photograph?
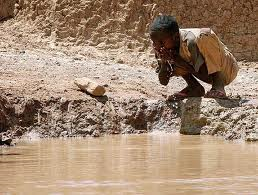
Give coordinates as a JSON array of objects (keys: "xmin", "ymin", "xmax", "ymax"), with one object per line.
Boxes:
[{"xmin": 0, "ymin": 48, "xmax": 257, "ymax": 144}]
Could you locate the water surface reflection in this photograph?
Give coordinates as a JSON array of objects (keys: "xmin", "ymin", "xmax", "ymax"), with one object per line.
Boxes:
[{"xmin": 0, "ymin": 133, "xmax": 257, "ymax": 194}]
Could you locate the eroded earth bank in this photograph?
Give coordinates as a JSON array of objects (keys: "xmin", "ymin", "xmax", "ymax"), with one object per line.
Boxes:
[
  {"xmin": 0, "ymin": 0, "xmax": 258, "ymax": 145},
  {"xmin": 0, "ymin": 49, "xmax": 258, "ymax": 145}
]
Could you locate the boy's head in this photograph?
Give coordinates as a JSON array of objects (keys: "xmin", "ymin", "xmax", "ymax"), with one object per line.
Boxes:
[{"xmin": 149, "ymin": 15, "xmax": 180, "ymax": 52}]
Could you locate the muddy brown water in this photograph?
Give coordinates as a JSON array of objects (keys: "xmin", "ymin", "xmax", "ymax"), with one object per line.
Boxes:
[{"xmin": 0, "ymin": 133, "xmax": 258, "ymax": 195}]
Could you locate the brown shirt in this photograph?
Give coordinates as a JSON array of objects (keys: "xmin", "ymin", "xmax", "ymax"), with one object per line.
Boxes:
[
  {"xmin": 179, "ymin": 29, "xmax": 205, "ymax": 72},
  {"xmin": 179, "ymin": 28, "xmax": 239, "ymax": 84}
]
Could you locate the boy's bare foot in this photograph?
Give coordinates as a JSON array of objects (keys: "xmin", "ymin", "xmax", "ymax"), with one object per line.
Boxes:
[
  {"xmin": 167, "ymin": 85, "xmax": 205, "ymax": 100},
  {"xmin": 204, "ymin": 89, "xmax": 227, "ymax": 99},
  {"xmin": 204, "ymin": 72, "xmax": 227, "ymax": 99}
]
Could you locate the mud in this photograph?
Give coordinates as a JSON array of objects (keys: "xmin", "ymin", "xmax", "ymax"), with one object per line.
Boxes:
[
  {"xmin": 1, "ymin": 91, "xmax": 258, "ymax": 143},
  {"xmin": 0, "ymin": 96, "xmax": 179, "ymax": 138}
]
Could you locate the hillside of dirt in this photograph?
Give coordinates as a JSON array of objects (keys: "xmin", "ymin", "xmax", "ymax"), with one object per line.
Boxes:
[
  {"xmin": 1, "ymin": 0, "xmax": 258, "ymax": 65},
  {"xmin": 0, "ymin": 0, "xmax": 258, "ymax": 145}
]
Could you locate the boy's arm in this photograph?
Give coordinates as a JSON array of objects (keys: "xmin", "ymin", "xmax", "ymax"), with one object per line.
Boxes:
[
  {"xmin": 154, "ymin": 50, "xmax": 173, "ymax": 85},
  {"xmin": 154, "ymin": 52, "xmax": 161, "ymax": 73}
]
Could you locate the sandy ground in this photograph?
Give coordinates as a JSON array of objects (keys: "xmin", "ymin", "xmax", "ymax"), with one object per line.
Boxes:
[{"xmin": 0, "ymin": 47, "xmax": 258, "ymax": 101}]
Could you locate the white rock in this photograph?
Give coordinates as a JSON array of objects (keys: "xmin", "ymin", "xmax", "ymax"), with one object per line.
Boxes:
[{"xmin": 74, "ymin": 77, "xmax": 106, "ymax": 96}]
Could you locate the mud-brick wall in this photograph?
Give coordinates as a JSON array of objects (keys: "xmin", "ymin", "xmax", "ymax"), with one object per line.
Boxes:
[
  {"xmin": 12, "ymin": 0, "xmax": 258, "ymax": 60},
  {"xmin": 171, "ymin": 0, "xmax": 258, "ymax": 61}
]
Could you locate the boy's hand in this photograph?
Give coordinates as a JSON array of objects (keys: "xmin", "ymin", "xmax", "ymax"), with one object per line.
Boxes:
[
  {"xmin": 154, "ymin": 47, "xmax": 195, "ymax": 77},
  {"xmin": 155, "ymin": 47, "xmax": 176, "ymax": 63}
]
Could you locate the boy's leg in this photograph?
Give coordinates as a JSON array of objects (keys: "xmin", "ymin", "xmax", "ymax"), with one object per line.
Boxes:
[
  {"xmin": 168, "ymin": 73, "xmax": 205, "ymax": 100},
  {"xmin": 168, "ymin": 63, "xmax": 227, "ymax": 100},
  {"xmin": 193, "ymin": 63, "xmax": 226, "ymax": 98},
  {"xmin": 192, "ymin": 62, "xmax": 213, "ymax": 84}
]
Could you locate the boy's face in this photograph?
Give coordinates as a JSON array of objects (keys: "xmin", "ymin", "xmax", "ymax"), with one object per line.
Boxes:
[{"xmin": 151, "ymin": 32, "xmax": 179, "ymax": 54}]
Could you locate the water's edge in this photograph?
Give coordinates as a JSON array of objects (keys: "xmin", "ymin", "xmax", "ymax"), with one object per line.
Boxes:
[{"xmin": 0, "ymin": 95, "xmax": 258, "ymax": 145}]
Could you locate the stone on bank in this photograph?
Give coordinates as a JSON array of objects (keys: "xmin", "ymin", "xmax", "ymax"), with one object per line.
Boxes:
[{"xmin": 74, "ymin": 77, "xmax": 106, "ymax": 96}]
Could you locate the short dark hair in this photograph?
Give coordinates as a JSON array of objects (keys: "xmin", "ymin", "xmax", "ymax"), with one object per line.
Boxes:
[{"xmin": 149, "ymin": 15, "xmax": 179, "ymax": 39}]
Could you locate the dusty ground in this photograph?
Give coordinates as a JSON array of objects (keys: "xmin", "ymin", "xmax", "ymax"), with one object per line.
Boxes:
[
  {"xmin": 0, "ymin": 47, "xmax": 258, "ymax": 101},
  {"xmin": 0, "ymin": 16, "xmax": 258, "ymax": 145}
]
